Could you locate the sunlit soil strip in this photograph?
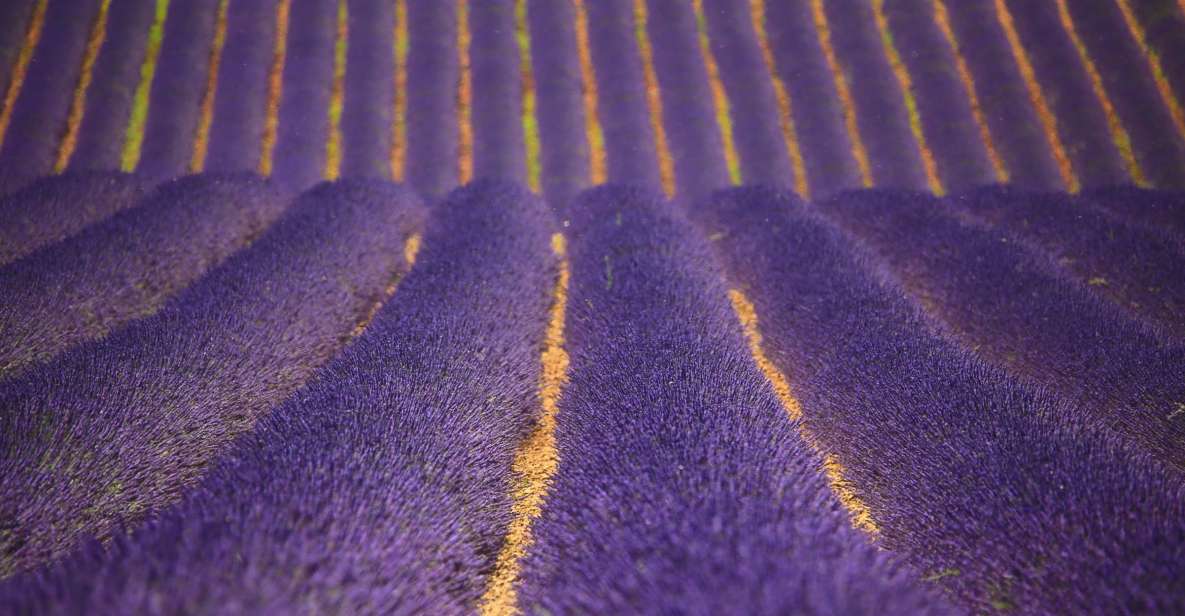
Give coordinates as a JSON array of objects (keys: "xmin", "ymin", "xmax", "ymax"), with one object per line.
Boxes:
[
  {"xmin": 478, "ymin": 233, "xmax": 570, "ymax": 616},
  {"xmin": 748, "ymin": 0, "xmax": 808, "ymax": 198},
  {"xmin": 120, "ymin": 0, "xmax": 170, "ymax": 172},
  {"xmin": 457, "ymin": 0, "xmax": 473, "ymax": 184},
  {"xmin": 390, "ymin": 0, "xmax": 408, "ymax": 181},
  {"xmin": 809, "ymin": 0, "xmax": 873, "ymax": 188},
  {"xmin": 188, "ymin": 0, "xmax": 229, "ymax": 173},
  {"xmin": 54, "ymin": 0, "xmax": 112, "ymax": 173},
  {"xmin": 632, "ymin": 0, "xmax": 675, "ymax": 197},
  {"xmin": 729, "ymin": 289, "xmax": 878, "ymax": 536},
  {"xmin": 1053, "ymin": 0, "xmax": 1147, "ymax": 187},
  {"xmin": 931, "ymin": 0, "xmax": 1008, "ymax": 183},
  {"xmin": 324, "ymin": 0, "xmax": 347, "ymax": 180},
  {"xmin": 1114, "ymin": 0, "xmax": 1185, "ymax": 169},
  {"xmin": 871, "ymin": 0, "xmax": 944, "ymax": 195},
  {"xmin": 516, "ymin": 0, "xmax": 541, "ymax": 192},
  {"xmin": 572, "ymin": 0, "xmax": 606, "ymax": 185},
  {"xmin": 992, "ymin": 0, "xmax": 1077, "ymax": 192},
  {"xmin": 349, "ymin": 233, "xmax": 421, "ymax": 339},
  {"xmin": 259, "ymin": 0, "xmax": 291, "ymax": 176},
  {"xmin": 0, "ymin": 0, "xmax": 47, "ymax": 150},
  {"xmin": 691, "ymin": 0, "xmax": 740, "ymax": 185}
]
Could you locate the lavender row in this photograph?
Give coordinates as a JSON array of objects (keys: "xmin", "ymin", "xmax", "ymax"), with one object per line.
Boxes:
[
  {"xmin": 820, "ymin": 0, "xmax": 926, "ymax": 190},
  {"xmin": 0, "ymin": 173, "xmax": 287, "ymax": 378},
  {"xmin": 703, "ymin": 0, "xmax": 795, "ymax": 190},
  {"xmin": 341, "ymin": 0, "xmax": 395, "ymax": 180},
  {"xmin": 0, "ymin": 1, "xmax": 37, "ymax": 99},
  {"xmin": 647, "ymin": 0, "xmax": 731, "ymax": 204},
  {"xmin": 515, "ymin": 186, "xmax": 949, "ymax": 614},
  {"xmin": 527, "ymin": 0, "xmax": 589, "ymax": 212},
  {"xmin": 67, "ymin": 0, "xmax": 157, "ymax": 172},
  {"xmin": 877, "ymin": 0, "xmax": 999, "ymax": 192},
  {"xmin": 763, "ymin": 0, "xmax": 864, "ymax": 198},
  {"xmin": 470, "ymin": 0, "xmax": 526, "ymax": 184},
  {"xmin": 952, "ymin": 186, "xmax": 1185, "ymax": 339},
  {"xmin": 0, "ymin": 178, "xmax": 424, "ymax": 580},
  {"xmin": 0, "ymin": 180, "xmax": 556, "ymax": 613},
  {"xmin": 270, "ymin": 0, "xmax": 336, "ymax": 191},
  {"xmin": 1125, "ymin": 0, "xmax": 1185, "ymax": 120},
  {"xmin": 820, "ymin": 189, "xmax": 1185, "ymax": 472},
  {"xmin": 585, "ymin": 0, "xmax": 662, "ymax": 190},
  {"xmin": 1063, "ymin": 0, "xmax": 1185, "ymax": 189},
  {"xmin": 0, "ymin": 172, "xmax": 146, "ymax": 266},
  {"xmin": 693, "ymin": 186, "xmax": 1185, "ymax": 613},
  {"xmin": 404, "ymin": 0, "xmax": 458, "ymax": 201},
  {"xmin": 0, "ymin": 0, "xmax": 102, "ymax": 195},
  {"xmin": 135, "ymin": 0, "xmax": 221, "ymax": 182},
  {"xmin": 1000, "ymin": 0, "xmax": 1126, "ymax": 187},
  {"xmin": 939, "ymin": 0, "xmax": 1063, "ymax": 190},
  {"xmin": 1087, "ymin": 186, "xmax": 1185, "ymax": 244},
  {"xmin": 204, "ymin": 0, "xmax": 278, "ymax": 174}
]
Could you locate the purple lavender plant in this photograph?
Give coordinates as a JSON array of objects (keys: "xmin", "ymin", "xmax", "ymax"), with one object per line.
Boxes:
[
  {"xmin": 0, "ymin": 173, "xmax": 287, "ymax": 379},
  {"xmin": 1087, "ymin": 186, "xmax": 1185, "ymax": 243},
  {"xmin": 692, "ymin": 185, "xmax": 1185, "ymax": 613},
  {"xmin": 0, "ymin": 180, "xmax": 555, "ymax": 614},
  {"xmin": 515, "ymin": 185, "xmax": 952, "ymax": 615},
  {"xmin": 0, "ymin": 178, "xmax": 424, "ymax": 579},
  {"xmin": 0, "ymin": 172, "xmax": 147, "ymax": 266},
  {"xmin": 952, "ymin": 185, "xmax": 1185, "ymax": 339},
  {"xmin": 818, "ymin": 188, "xmax": 1185, "ymax": 472}
]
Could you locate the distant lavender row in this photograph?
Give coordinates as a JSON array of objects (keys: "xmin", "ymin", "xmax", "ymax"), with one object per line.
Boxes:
[
  {"xmin": 135, "ymin": 0, "xmax": 221, "ymax": 182},
  {"xmin": 0, "ymin": 174, "xmax": 287, "ymax": 379},
  {"xmin": 0, "ymin": 0, "xmax": 101, "ymax": 195},
  {"xmin": 1000, "ymin": 0, "xmax": 1127, "ymax": 187},
  {"xmin": 0, "ymin": 1, "xmax": 37, "ymax": 100},
  {"xmin": 693, "ymin": 186, "xmax": 1185, "ymax": 613},
  {"xmin": 1087, "ymin": 186, "xmax": 1185, "ymax": 244},
  {"xmin": 0, "ymin": 180, "xmax": 557, "ymax": 613},
  {"xmin": 821, "ymin": 0, "xmax": 926, "ymax": 190},
  {"xmin": 0, "ymin": 172, "xmax": 146, "ymax": 266},
  {"xmin": 0, "ymin": 178, "xmax": 424, "ymax": 579},
  {"xmin": 203, "ymin": 0, "xmax": 276, "ymax": 174},
  {"xmin": 1062, "ymin": 0, "xmax": 1185, "ymax": 189},
  {"xmin": 819, "ymin": 189, "xmax": 1185, "ymax": 472},
  {"xmin": 269, "ymin": 0, "xmax": 336, "ymax": 191},
  {"xmin": 952, "ymin": 186, "xmax": 1185, "ymax": 339},
  {"xmin": 876, "ymin": 0, "xmax": 999, "ymax": 192},
  {"xmin": 66, "ymin": 0, "xmax": 156, "ymax": 172},
  {"xmin": 516, "ymin": 186, "xmax": 949, "ymax": 615}
]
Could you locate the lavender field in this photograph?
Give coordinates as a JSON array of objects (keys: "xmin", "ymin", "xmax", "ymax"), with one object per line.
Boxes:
[{"xmin": 1, "ymin": 0, "xmax": 1184, "ymax": 613}]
